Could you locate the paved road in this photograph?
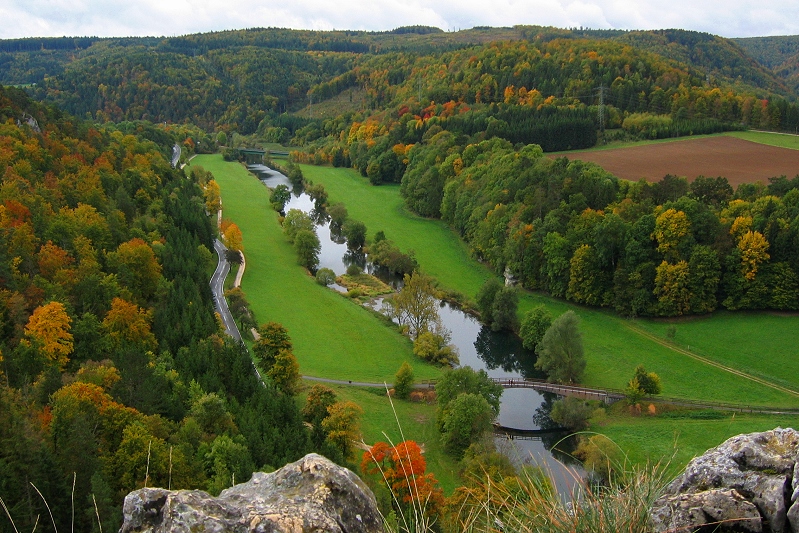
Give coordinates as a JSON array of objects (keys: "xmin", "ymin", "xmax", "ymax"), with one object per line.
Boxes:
[
  {"xmin": 171, "ymin": 143, "xmax": 181, "ymax": 168},
  {"xmin": 211, "ymin": 239, "xmax": 241, "ymax": 342}
]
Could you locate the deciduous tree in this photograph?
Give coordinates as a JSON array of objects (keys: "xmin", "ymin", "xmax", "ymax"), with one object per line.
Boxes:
[
  {"xmin": 222, "ymin": 221, "xmax": 243, "ymax": 253},
  {"xmin": 204, "ymin": 179, "xmax": 222, "ymax": 214},
  {"xmin": 519, "ymin": 305, "xmax": 552, "ymax": 351},
  {"xmin": 24, "ymin": 301, "xmax": 73, "ymax": 369},
  {"xmin": 534, "ymin": 310, "xmax": 585, "ymax": 384},
  {"xmin": 322, "ymin": 400, "xmax": 362, "ymax": 460},
  {"xmin": 439, "ymin": 393, "xmax": 494, "ymax": 458},
  {"xmin": 361, "ymin": 440, "xmax": 444, "ymax": 515},
  {"xmin": 393, "ymin": 362, "xmax": 415, "ymax": 399},
  {"xmin": 652, "ymin": 208, "xmax": 690, "ymax": 261},
  {"xmin": 107, "ymin": 238, "xmax": 163, "ymax": 302},
  {"xmin": 384, "ymin": 272, "xmax": 441, "ymax": 339},
  {"xmin": 252, "ymin": 322, "xmax": 292, "ymax": 372},
  {"xmin": 293, "ymin": 229, "xmax": 320, "ymax": 270},
  {"xmin": 266, "ymin": 349, "xmax": 300, "ymax": 395},
  {"xmin": 102, "ymin": 297, "xmax": 157, "ymax": 352},
  {"xmin": 654, "ymin": 260, "xmax": 692, "ymax": 316}
]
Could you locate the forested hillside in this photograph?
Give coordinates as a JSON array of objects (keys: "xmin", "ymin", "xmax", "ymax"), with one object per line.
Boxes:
[
  {"xmin": 0, "ymin": 86, "xmax": 314, "ymax": 533},
  {"xmin": 735, "ymin": 35, "xmax": 799, "ymax": 96},
  {"xmin": 2, "ymin": 26, "xmax": 799, "ymax": 136}
]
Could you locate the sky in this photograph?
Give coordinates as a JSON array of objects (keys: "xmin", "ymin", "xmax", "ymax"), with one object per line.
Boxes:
[{"xmin": 2, "ymin": 0, "xmax": 799, "ymax": 40}]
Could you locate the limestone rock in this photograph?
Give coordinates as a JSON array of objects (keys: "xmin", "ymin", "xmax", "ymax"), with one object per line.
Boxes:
[
  {"xmin": 119, "ymin": 453, "xmax": 384, "ymax": 533},
  {"xmin": 651, "ymin": 427, "xmax": 799, "ymax": 533},
  {"xmin": 651, "ymin": 488, "xmax": 762, "ymax": 533}
]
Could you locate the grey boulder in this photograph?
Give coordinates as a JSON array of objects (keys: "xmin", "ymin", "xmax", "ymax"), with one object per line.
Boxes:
[{"xmin": 119, "ymin": 453, "xmax": 384, "ymax": 533}]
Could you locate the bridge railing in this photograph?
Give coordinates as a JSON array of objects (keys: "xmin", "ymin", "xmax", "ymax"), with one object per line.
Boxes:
[{"xmin": 421, "ymin": 376, "xmax": 799, "ymax": 414}]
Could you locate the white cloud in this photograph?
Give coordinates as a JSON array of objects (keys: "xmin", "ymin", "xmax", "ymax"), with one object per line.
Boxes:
[{"xmin": 1, "ymin": 0, "xmax": 799, "ymax": 39}]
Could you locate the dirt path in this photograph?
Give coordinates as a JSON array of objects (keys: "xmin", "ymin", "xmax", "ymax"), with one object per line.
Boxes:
[{"xmin": 624, "ymin": 321, "xmax": 799, "ymax": 398}]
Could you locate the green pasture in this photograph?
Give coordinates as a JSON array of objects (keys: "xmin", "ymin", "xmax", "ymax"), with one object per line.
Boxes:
[
  {"xmin": 301, "ymin": 165, "xmax": 492, "ymax": 299},
  {"xmin": 633, "ymin": 312, "xmax": 799, "ymax": 392},
  {"xmin": 194, "ymin": 155, "xmax": 440, "ymax": 383},
  {"xmin": 553, "ymin": 130, "xmax": 799, "ymax": 156},
  {"xmin": 597, "ymin": 411, "xmax": 799, "ymax": 475},
  {"xmin": 299, "ymin": 164, "xmax": 799, "ymax": 408},
  {"xmin": 727, "ymin": 130, "xmax": 799, "ymax": 150}
]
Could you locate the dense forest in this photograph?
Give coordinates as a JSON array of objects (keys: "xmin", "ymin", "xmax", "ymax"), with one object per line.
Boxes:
[
  {"xmin": 735, "ymin": 34, "xmax": 799, "ymax": 96},
  {"xmin": 0, "ymin": 86, "xmax": 325, "ymax": 532},
  {"xmin": 3, "ymin": 26, "xmax": 799, "ymax": 136}
]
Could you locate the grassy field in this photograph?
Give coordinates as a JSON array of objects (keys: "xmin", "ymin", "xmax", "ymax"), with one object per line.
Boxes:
[
  {"xmin": 727, "ymin": 130, "xmax": 799, "ymax": 150},
  {"xmin": 193, "ymin": 155, "xmax": 441, "ymax": 383},
  {"xmin": 300, "ymin": 163, "xmax": 799, "ymax": 408},
  {"xmin": 553, "ymin": 130, "xmax": 799, "ymax": 155},
  {"xmin": 302, "ymin": 165, "xmax": 492, "ymax": 300},
  {"xmin": 634, "ymin": 312, "xmax": 799, "ymax": 392},
  {"xmin": 598, "ymin": 410, "xmax": 799, "ymax": 475}
]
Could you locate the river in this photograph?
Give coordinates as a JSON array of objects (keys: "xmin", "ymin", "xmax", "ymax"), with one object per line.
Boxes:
[{"xmin": 248, "ymin": 163, "xmax": 584, "ymax": 492}]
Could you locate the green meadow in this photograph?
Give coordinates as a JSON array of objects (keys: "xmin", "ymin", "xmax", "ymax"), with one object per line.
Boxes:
[
  {"xmin": 301, "ymin": 165, "xmax": 492, "ymax": 299},
  {"xmin": 300, "ymin": 164, "xmax": 799, "ymax": 409},
  {"xmin": 598, "ymin": 411, "xmax": 799, "ymax": 474},
  {"xmin": 727, "ymin": 130, "xmax": 799, "ymax": 150},
  {"xmin": 193, "ymin": 155, "xmax": 440, "ymax": 383}
]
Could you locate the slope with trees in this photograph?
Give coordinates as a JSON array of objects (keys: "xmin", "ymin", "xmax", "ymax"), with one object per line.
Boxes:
[{"xmin": 0, "ymin": 86, "xmax": 313, "ymax": 532}]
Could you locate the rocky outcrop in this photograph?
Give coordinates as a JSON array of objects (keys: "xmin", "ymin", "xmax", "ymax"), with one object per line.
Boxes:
[
  {"xmin": 651, "ymin": 427, "xmax": 799, "ymax": 533},
  {"xmin": 119, "ymin": 453, "xmax": 384, "ymax": 533}
]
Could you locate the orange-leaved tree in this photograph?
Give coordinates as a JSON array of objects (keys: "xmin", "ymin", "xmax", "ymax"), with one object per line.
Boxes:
[
  {"xmin": 361, "ymin": 439, "xmax": 444, "ymax": 516},
  {"xmin": 23, "ymin": 301, "xmax": 73, "ymax": 369},
  {"xmin": 102, "ymin": 297, "xmax": 158, "ymax": 352},
  {"xmin": 221, "ymin": 220, "xmax": 243, "ymax": 252}
]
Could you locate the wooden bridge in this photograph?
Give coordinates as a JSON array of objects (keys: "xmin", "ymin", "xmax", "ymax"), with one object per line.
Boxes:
[
  {"xmin": 489, "ymin": 377, "xmax": 625, "ymax": 404},
  {"xmin": 418, "ymin": 376, "xmax": 624, "ymax": 404},
  {"xmin": 239, "ymin": 148, "xmax": 290, "ymax": 163}
]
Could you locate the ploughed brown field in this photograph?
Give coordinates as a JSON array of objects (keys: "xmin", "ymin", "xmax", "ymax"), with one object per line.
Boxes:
[{"xmin": 560, "ymin": 136, "xmax": 799, "ymax": 187}]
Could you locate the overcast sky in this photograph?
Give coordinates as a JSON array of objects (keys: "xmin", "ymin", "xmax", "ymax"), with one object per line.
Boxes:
[{"xmin": 2, "ymin": 0, "xmax": 799, "ymax": 40}]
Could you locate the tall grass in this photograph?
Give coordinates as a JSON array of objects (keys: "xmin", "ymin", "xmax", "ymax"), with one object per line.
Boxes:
[{"xmin": 453, "ymin": 459, "xmax": 668, "ymax": 533}]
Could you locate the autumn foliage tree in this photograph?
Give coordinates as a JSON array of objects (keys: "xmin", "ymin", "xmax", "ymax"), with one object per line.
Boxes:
[
  {"xmin": 253, "ymin": 322, "xmax": 292, "ymax": 372},
  {"xmin": 203, "ymin": 179, "xmax": 222, "ymax": 215},
  {"xmin": 107, "ymin": 238, "xmax": 163, "ymax": 303},
  {"xmin": 361, "ymin": 440, "xmax": 444, "ymax": 516},
  {"xmin": 23, "ymin": 301, "xmax": 73, "ymax": 369},
  {"xmin": 321, "ymin": 400, "xmax": 362, "ymax": 460},
  {"xmin": 102, "ymin": 297, "xmax": 158, "ymax": 352},
  {"xmin": 221, "ymin": 220, "xmax": 244, "ymax": 254}
]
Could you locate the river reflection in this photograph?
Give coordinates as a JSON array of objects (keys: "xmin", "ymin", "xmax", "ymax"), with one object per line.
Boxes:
[{"xmin": 249, "ymin": 163, "xmax": 584, "ymax": 491}]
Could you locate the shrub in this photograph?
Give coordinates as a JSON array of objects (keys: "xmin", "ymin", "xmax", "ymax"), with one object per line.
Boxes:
[
  {"xmin": 346, "ymin": 264, "xmax": 363, "ymax": 276},
  {"xmin": 393, "ymin": 362, "xmax": 414, "ymax": 399},
  {"xmin": 550, "ymin": 397, "xmax": 596, "ymax": 431},
  {"xmin": 413, "ymin": 331, "xmax": 459, "ymax": 366},
  {"xmin": 315, "ymin": 268, "xmax": 336, "ymax": 286}
]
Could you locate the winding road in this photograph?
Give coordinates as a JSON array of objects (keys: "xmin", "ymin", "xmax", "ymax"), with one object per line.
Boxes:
[{"xmin": 211, "ymin": 238, "xmax": 241, "ymax": 342}]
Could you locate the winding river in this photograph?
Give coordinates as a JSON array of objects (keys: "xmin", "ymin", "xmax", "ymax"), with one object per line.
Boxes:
[{"xmin": 248, "ymin": 163, "xmax": 584, "ymax": 491}]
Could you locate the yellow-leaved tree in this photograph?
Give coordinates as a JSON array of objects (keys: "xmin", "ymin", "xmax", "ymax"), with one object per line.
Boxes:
[
  {"xmin": 738, "ymin": 230, "xmax": 770, "ymax": 280},
  {"xmin": 24, "ymin": 301, "xmax": 73, "ymax": 369}
]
